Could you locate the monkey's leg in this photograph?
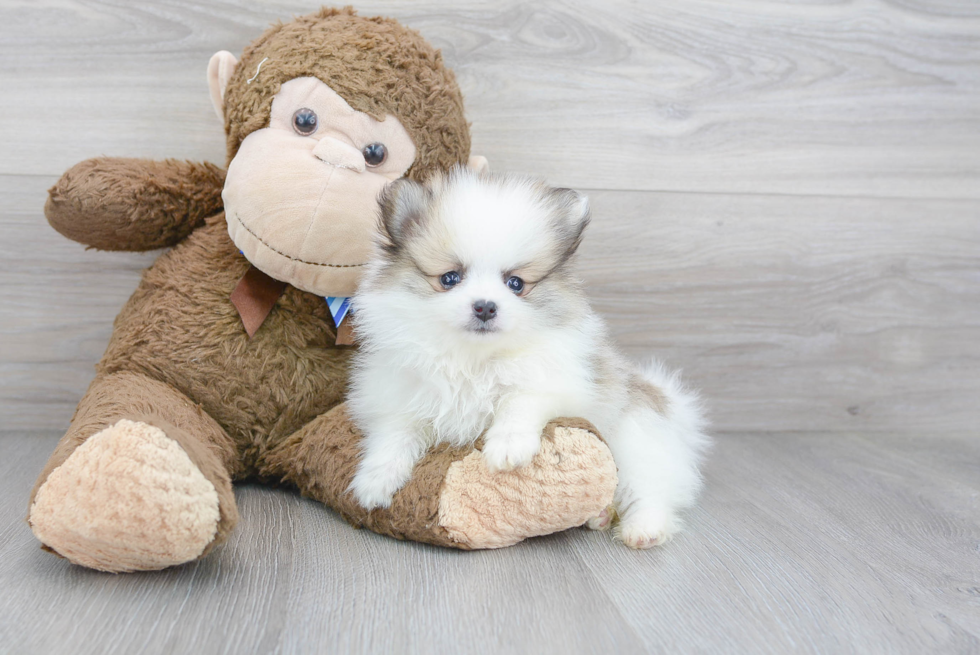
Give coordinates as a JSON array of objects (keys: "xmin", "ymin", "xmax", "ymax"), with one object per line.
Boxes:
[
  {"xmin": 28, "ymin": 371, "xmax": 241, "ymax": 572},
  {"xmin": 260, "ymin": 404, "xmax": 618, "ymax": 549}
]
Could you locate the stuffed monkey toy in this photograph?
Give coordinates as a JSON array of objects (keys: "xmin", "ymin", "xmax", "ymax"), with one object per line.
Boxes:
[{"xmin": 27, "ymin": 7, "xmax": 617, "ymax": 572}]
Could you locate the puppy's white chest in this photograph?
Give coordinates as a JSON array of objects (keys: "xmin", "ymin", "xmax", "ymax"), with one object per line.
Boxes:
[{"xmin": 421, "ymin": 361, "xmax": 513, "ymax": 447}]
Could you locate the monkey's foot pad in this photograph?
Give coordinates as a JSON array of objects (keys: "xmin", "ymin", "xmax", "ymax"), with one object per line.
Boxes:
[
  {"xmin": 438, "ymin": 424, "xmax": 618, "ymax": 549},
  {"xmin": 29, "ymin": 419, "xmax": 221, "ymax": 572}
]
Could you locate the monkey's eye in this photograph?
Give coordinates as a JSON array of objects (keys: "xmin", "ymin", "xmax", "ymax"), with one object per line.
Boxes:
[
  {"xmin": 292, "ymin": 108, "xmax": 318, "ymax": 135},
  {"xmin": 506, "ymin": 276, "xmax": 525, "ymax": 294},
  {"xmin": 362, "ymin": 142, "xmax": 387, "ymax": 167},
  {"xmin": 440, "ymin": 271, "xmax": 461, "ymax": 290}
]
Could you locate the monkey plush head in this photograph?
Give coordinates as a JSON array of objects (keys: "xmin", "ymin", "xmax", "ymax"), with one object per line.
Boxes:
[{"xmin": 207, "ymin": 7, "xmax": 476, "ymax": 297}]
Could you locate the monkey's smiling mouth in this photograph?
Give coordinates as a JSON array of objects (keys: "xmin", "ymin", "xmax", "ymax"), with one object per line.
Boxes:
[{"xmin": 231, "ymin": 211, "xmax": 367, "ymax": 269}]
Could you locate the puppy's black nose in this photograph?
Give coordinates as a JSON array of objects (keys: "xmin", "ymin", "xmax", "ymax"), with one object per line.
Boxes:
[{"xmin": 472, "ymin": 300, "xmax": 497, "ymax": 322}]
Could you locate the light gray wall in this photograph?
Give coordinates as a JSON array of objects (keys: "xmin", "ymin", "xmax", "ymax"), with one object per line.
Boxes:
[{"xmin": 1, "ymin": 0, "xmax": 977, "ymax": 434}]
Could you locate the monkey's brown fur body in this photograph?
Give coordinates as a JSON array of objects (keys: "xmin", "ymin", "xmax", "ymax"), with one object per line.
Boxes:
[{"xmin": 27, "ymin": 8, "xmax": 617, "ymax": 572}]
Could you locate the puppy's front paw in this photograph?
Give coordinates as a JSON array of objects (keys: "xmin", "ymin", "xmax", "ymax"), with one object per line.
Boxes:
[
  {"xmin": 481, "ymin": 428, "xmax": 542, "ymax": 472},
  {"xmin": 617, "ymin": 506, "xmax": 679, "ymax": 549},
  {"xmin": 349, "ymin": 464, "xmax": 411, "ymax": 511},
  {"xmin": 585, "ymin": 505, "xmax": 616, "ymax": 531}
]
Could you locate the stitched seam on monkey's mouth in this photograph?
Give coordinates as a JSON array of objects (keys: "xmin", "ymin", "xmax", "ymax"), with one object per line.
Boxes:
[{"xmin": 233, "ymin": 212, "xmax": 366, "ymax": 268}]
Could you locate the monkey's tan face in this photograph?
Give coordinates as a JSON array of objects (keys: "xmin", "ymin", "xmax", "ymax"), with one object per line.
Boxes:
[{"xmin": 223, "ymin": 77, "xmax": 417, "ymax": 296}]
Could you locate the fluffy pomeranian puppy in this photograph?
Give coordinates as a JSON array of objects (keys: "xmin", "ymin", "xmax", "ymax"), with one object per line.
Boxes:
[{"xmin": 347, "ymin": 168, "xmax": 709, "ymax": 548}]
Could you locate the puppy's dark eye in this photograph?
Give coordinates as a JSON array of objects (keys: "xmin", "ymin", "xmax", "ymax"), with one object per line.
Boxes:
[
  {"xmin": 362, "ymin": 142, "xmax": 387, "ymax": 167},
  {"xmin": 506, "ymin": 276, "xmax": 525, "ymax": 294},
  {"xmin": 292, "ymin": 108, "xmax": 318, "ymax": 135},
  {"xmin": 440, "ymin": 271, "xmax": 461, "ymax": 289}
]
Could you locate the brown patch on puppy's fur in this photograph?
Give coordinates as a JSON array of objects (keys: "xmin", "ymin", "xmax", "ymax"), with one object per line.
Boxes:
[
  {"xmin": 378, "ymin": 178, "xmax": 463, "ymax": 294},
  {"xmin": 629, "ymin": 373, "xmax": 671, "ymax": 416},
  {"xmin": 378, "ymin": 178, "xmax": 433, "ymax": 252},
  {"xmin": 545, "ymin": 186, "xmax": 591, "ymax": 270}
]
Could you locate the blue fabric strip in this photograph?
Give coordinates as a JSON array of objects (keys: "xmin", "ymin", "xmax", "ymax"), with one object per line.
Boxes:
[{"xmin": 325, "ymin": 296, "xmax": 352, "ymax": 327}]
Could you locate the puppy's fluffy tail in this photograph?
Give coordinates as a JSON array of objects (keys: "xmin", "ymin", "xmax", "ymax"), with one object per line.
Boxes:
[
  {"xmin": 607, "ymin": 359, "xmax": 711, "ymax": 541},
  {"xmin": 635, "ymin": 359, "xmax": 712, "ymax": 466}
]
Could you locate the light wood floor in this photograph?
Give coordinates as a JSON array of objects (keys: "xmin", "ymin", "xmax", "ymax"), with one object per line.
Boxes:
[
  {"xmin": 1, "ymin": 1, "xmax": 978, "ymax": 653},
  {"xmin": 2, "ymin": 431, "xmax": 979, "ymax": 654}
]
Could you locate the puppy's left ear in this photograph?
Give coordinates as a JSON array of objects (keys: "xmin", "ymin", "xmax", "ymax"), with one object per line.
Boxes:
[
  {"xmin": 379, "ymin": 178, "xmax": 432, "ymax": 247},
  {"xmin": 548, "ymin": 188, "xmax": 591, "ymax": 257}
]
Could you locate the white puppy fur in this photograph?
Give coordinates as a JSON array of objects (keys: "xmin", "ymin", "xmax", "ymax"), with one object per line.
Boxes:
[{"xmin": 348, "ymin": 168, "xmax": 709, "ymax": 548}]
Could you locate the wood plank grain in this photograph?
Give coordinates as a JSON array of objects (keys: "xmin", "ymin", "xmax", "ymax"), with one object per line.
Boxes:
[
  {"xmin": 569, "ymin": 430, "xmax": 980, "ymax": 653},
  {"xmin": 2, "ymin": 431, "xmax": 977, "ymax": 654},
  {"xmin": 5, "ymin": 175, "xmax": 977, "ymax": 433},
  {"xmin": 577, "ymin": 189, "xmax": 980, "ymax": 434},
  {"xmin": 0, "ymin": 0, "xmax": 977, "ymax": 197}
]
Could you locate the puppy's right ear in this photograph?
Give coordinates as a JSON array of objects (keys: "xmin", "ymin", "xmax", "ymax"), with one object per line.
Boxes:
[
  {"xmin": 547, "ymin": 187, "xmax": 591, "ymax": 258},
  {"xmin": 379, "ymin": 178, "xmax": 431, "ymax": 247}
]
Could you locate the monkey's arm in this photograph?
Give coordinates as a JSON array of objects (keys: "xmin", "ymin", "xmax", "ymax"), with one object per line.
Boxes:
[
  {"xmin": 45, "ymin": 157, "xmax": 226, "ymax": 251},
  {"xmin": 260, "ymin": 406, "xmax": 619, "ymax": 550}
]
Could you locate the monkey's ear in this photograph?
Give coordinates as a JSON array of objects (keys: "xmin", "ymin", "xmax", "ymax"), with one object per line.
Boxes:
[
  {"xmin": 548, "ymin": 187, "xmax": 591, "ymax": 256},
  {"xmin": 379, "ymin": 178, "xmax": 432, "ymax": 246},
  {"xmin": 207, "ymin": 51, "xmax": 239, "ymax": 122},
  {"xmin": 467, "ymin": 155, "xmax": 489, "ymax": 174}
]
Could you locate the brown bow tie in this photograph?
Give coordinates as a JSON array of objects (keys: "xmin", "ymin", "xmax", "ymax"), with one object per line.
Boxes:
[{"xmin": 230, "ymin": 265, "xmax": 353, "ymax": 345}]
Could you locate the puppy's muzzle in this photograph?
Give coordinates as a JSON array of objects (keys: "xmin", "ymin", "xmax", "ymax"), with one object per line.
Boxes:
[{"xmin": 472, "ymin": 300, "xmax": 497, "ymax": 323}]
